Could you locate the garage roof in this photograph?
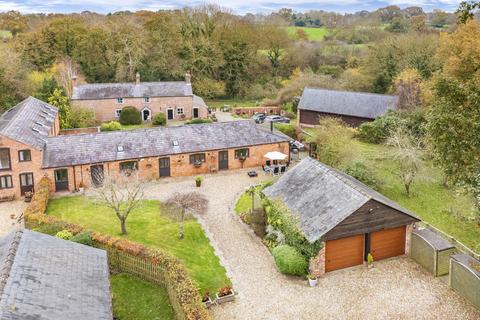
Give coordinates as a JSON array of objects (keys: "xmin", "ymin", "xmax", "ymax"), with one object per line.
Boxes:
[
  {"xmin": 298, "ymin": 88, "xmax": 398, "ymax": 119},
  {"xmin": 263, "ymin": 157, "xmax": 418, "ymax": 243}
]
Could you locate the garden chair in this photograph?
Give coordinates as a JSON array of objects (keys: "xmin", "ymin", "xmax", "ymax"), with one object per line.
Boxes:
[
  {"xmin": 280, "ymin": 166, "xmax": 286, "ymax": 174},
  {"xmin": 273, "ymin": 166, "xmax": 280, "ymax": 176}
]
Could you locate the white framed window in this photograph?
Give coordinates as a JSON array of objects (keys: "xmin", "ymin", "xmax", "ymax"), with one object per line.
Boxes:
[
  {"xmin": 115, "ymin": 109, "xmax": 122, "ymax": 118},
  {"xmin": 116, "ymin": 98, "xmax": 124, "ymax": 104},
  {"xmin": 176, "ymin": 107, "xmax": 184, "ymax": 115},
  {"xmin": 144, "ymin": 97, "xmax": 150, "ymax": 103}
]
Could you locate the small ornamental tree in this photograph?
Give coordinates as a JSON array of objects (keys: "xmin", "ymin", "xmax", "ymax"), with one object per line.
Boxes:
[
  {"xmin": 162, "ymin": 192, "xmax": 208, "ymax": 240},
  {"xmin": 119, "ymin": 106, "xmax": 141, "ymax": 125},
  {"xmin": 91, "ymin": 172, "xmax": 145, "ymax": 235}
]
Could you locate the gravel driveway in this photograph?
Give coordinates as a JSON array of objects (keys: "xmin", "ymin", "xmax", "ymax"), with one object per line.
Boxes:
[
  {"xmin": 143, "ymin": 170, "xmax": 480, "ymax": 320},
  {"xmin": 0, "ymin": 200, "xmax": 25, "ymax": 237}
]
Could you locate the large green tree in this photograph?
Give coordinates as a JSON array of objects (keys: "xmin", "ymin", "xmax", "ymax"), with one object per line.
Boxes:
[{"xmin": 222, "ymin": 41, "xmax": 251, "ymax": 97}]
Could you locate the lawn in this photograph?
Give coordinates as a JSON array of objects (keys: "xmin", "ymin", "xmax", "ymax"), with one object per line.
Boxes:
[
  {"xmin": 46, "ymin": 196, "xmax": 230, "ymax": 294},
  {"xmin": 111, "ymin": 273, "xmax": 174, "ymax": 320},
  {"xmin": 207, "ymin": 99, "xmax": 259, "ymax": 109},
  {"xmin": 0, "ymin": 30, "xmax": 12, "ymax": 39},
  {"xmin": 286, "ymin": 26, "xmax": 329, "ymax": 41},
  {"xmin": 351, "ymin": 140, "xmax": 480, "ymax": 251}
]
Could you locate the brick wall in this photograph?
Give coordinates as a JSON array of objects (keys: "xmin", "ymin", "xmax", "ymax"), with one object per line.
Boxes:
[
  {"xmin": 309, "ymin": 242, "xmax": 326, "ymax": 277},
  {"xmin": 59, "ymin": 127, "xmax": 100, "ymax": 135},
  {"xmin": 72, "ymin": 96, "xmax": 208, "ymax": 123}
]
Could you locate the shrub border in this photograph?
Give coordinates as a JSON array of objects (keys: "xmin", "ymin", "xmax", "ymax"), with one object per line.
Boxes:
[{"xmin": 24, "ymin": 177, "xmax": 211, "ymax": 320}]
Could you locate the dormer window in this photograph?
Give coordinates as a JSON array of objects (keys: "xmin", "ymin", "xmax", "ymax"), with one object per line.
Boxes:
[
  {"xmin": 144, "ymin": 97, "xmax": 150, "ymax": 103},
  {"xmin": 116, "ymin": 98, "xmax": 124, "ymax": 104}
]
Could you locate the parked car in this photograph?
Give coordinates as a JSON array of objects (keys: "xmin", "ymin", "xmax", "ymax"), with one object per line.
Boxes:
[
  {"xmin": 290, "ymin": 140, "xmax": 305, "ymax": 151},
  {"xmin": 252, "ymin": 113, "xmax": 266, "ymax": 123},
  {"xmin": 265, "ymin": 115, "xmax": 290, "ymax": 123}
]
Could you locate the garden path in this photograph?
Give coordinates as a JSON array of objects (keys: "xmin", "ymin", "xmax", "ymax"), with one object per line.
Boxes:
[{"xmin": 142, "ymin": 169, "xmax": 480, "ymax": 320}]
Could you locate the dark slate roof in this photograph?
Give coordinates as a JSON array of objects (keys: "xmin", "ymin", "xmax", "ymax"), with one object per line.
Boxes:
[
  {"xmin": 43, "ymin": 120, "xmax": 290, "ymax": 168},
  {"xmin": 263, "ymin": 157, "xmax": 418, "ymax": 243},
  {"xmin": 72, "ymin": 81, "xmax": 193, "ymax": 100},
  {"xmin": 0, "ymin": 230, "xmax": 112, "ymax": 320},
  {"xmin": 451, "ymin": 253, "xmax": 480, "ymax": 279},
  {"xmin": 0, "ymin": 97, "xmax": 58, "ymax": 149},
  {"xmin": 413, "ymin": 228, "xmax": 454, "ymax": 251},
  {"xmin": 193, "ymin": 95, "xmax": 207, "ymax": 108},
  {"xmin": 298, "ymin": 88, "xmax": 398, "ymax": 119}
]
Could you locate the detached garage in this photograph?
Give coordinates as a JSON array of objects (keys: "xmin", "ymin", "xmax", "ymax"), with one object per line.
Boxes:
[{"xmin": 263, "ymin": 157, "xmax": 420, "ymax": 275}]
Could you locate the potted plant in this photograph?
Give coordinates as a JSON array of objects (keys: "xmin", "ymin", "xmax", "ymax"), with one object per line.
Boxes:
[
  {"xmin": 367, "ymin": 253, "xmax": 374, "ymax": 269},
  {"xmin": 24, "ymin": 191, "xmax": 33, "ymax": 203},
  {"xmin": 307, "ymin": 274, "xmax": 318, "ymax": 287},
  {"xmin": 195, "ymin": 176, "xmax": 203, "ymax": 187},
  {"xmin": 78, "ymin": 181, "xmax": 85, "ymax": 193},
  {"xmin": 215, "ymin": 285, "xmax": 235, "ymax": 304},
  {"xmin": 202, "ymin": 291, "xmax": 214, "ymax": 308},
  {"xmin": 194, "ymin": 160, "xmax": 202, "ymax": 168}
]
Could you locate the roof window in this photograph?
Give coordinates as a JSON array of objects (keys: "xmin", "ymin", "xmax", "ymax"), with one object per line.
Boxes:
[
  {"xmin": 172, "ymin": 140, "xmax": 179, "ymax": 147},
  {"xmin": 117, "ymin": 145, "xmax": 124, "ymax": 152}
]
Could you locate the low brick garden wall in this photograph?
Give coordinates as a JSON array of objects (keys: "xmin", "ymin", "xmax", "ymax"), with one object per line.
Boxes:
[{"xmin": 24, "ymin": 177, "xmax": 211, "ymax": 320}]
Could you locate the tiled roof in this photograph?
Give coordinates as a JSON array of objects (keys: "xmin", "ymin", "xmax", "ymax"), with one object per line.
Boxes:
[
  {"xmin": 0, "ymin": 230, "xmax": 112, "ymax": 320},
  {"xmin": 298, "ymin": 88, "xmax": 398, "ymax": 119},
  {"xmin": 72, "ymin": 81, "xmax": 193, "ymax": 100},
  {"xmin": 0, "ymin": 97, "xmax": 58, "ymax": 149},
  {"xmin": 193, "ymin": 95, "xmax": 207, "ymax": 108},
  {"xmin": 43, "ymin": 120, "xmax": 290, "ymax": 168},
  {"xmin": 263, "ymin": 157, "xmax": 418, "ymax": 243}
]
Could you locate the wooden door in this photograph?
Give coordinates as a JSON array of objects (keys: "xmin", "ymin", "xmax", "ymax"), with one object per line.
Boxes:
[
  {"xmin": 54, "ymin": 169, "xmax": 69, "ymax": 191},
  {"xmin": 218, "ymin": 151, "xmax": 228, "ymax": 170},
  {"xmin": 159, "ymin": 157, "xmax": 171, "ymax": 177},
  {"xmin": 167, "ymin": 109, "xmax": 174, "ymax": 120},
  {"xmin": 325, "ymin": 234, "xmax": 364, "ymax": 272},
  {"xmin": 19, "ymin": 172, "xmax": 34, "ymax": 195},
  {"xmin": 370, "ymin": 226, "xmax": 406, "ymax": 261},
  {"xmin": 90, "ymin": 165, "xmax": 104, "ymax": 186},
  {"xmin": 193, "ymin": 108, "xmax": 199, "ymax": 118}
]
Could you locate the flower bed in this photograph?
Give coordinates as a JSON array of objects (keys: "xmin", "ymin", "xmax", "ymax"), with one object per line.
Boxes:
[{"xmin": 24, "ymin": 177, "xmax": 211, "ymax": 320}]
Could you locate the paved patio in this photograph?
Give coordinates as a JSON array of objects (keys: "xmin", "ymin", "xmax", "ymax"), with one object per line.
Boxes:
[
  {"xmin": 142, "ymin": 169, "xmax": 480, "ymax": 320},
  {"xmin": 0, "ymin": 200, "xmax": 25, "ymax": 237}
]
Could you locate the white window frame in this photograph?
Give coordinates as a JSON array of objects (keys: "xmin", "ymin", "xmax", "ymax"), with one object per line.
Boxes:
[
  {"xmin": 116, "ymin": 98, "xmax": 124, "ymax": 104},
  {"xmin": 176, "ymin": 107, "xmax": 184, "ymax": 116},
  {"xmin": 143, "ymin": 97, "xmax": 150, "ymax": 103},
  {"xmin": 141, "ymin": 107, "xmax": 151, "ymax": 121},
  {"xmin": 115, "ymin": 109, "xmax": 122, "ymax": 118}
]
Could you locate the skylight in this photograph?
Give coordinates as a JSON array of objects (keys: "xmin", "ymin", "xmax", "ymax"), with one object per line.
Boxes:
[
  {"xmin": 172, "ymin": 140, "xmax": 179, "ymax": 147},
  {"xmin": 117, "ymin": 145, "xmax": 124, "ymax": 152}
]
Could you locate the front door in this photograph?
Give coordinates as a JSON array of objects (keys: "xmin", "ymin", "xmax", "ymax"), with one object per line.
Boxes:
[
  {"xmin": 19, "ymin": 172, "xmax": 34, "ymax": 196},
  {"xmin": 90, "ymin": 165, "xmax": 104, "ymax": 187},
  {"xmin": 193, "ymin": 108, "xmax": 199, "ymax": 118},
  {"xmin": 54, "ymin": 169, "xmax": 69, "ymax": 192},
  {"xmin": 159, "ymin": 157, "xmax": 171, "ymax": 177},
  {"xmin": 167, "ymin": 109, "xmax": 174, "ymax": 120},
  {"xmin": 142, "ymin": 108, "xmax": 151, "ymax": 121},
  {"xmin": 218, "ymin": 151, "xmax": 228, "ymax": 170}
]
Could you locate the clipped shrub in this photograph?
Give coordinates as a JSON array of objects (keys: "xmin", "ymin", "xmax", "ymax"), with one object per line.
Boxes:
[
  {"xmin": 32, "ymin": 222, "xmax": 64, "ymax": 236},
  {"xmin": 119, "ymin": 106, "xmax": 141, "ymax": 125},
  {"xmin": 357, "ymin": 113, "xmax": 402, "ymax": 144},
  {"xmin": 100, "ymin": 121, "xmax": 121, "ymax": 131},
  {"xmin": 152, "ymin": 112, "xmax": 166, "ymax": 126},
  {"xmin": 343, "ymin": 162, "xmax": 378, "ymax": 188},
  {"xmin": 272, "ymin": 245, "xmax": 308, "ymax": 276},
  {"xmin": 70, "ymin": 231, "xmax": 93, "ymax": 246},
  {"xmin": 55, "ymin": 229, "xmax": 73, "ymax": 240},
  {"xmin": 185, "ymin": 118, "xmax": 213, "ymax": 125}
]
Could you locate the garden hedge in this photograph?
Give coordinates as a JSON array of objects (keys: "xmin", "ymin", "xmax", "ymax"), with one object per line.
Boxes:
[
  {"xmin": 24, "ymin": 177, "xmax": 210, "ymax": 320},
  {"xmin": 152, "ymin": 112, "xmax": 166, "ymax": 126},
  {"xmin": 100, "ymin": 121, "xmax": 122, "ymax": 131},
  {"xmin": 119, "ymin": 106, "xmax": 142, "ymax": 125},
  {"xmin": 272, "ymin": 245, "xmax": 308, "ymax": 276}
]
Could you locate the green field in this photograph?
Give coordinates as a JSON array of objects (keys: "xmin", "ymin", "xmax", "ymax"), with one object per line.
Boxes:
[
  {"xmin": 46, "ymin": 197, "xmax": 230, "ymax": 294},
  {"xmin": 350, "ymin": 141, "xmax": 479, "ymax": 251},
  {"xmin": 111, "ymin": 273, "xmax": 175, "ymax": 320},
  {"xmin": 286, "ymin": 26, "xmax": 329, "ymax": 41}
]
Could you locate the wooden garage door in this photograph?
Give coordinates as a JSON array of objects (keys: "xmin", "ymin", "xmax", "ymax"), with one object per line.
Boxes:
[
  {"xmin": 370, "ymin": 226, "xmax": 406, "ymax": 261},
  {"xmin": 325, "ymin": 234, "xmax": 364, "ymax": 272}
]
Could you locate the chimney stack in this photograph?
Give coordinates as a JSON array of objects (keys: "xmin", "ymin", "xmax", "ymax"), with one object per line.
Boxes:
[
  {"xmin": 135, "ymin": 72, "xmax": 140, "ymax": 85},
  {"xmin": 185, "ymin": 72, "xmax": 191, "ymax": 84},
  {"xmin": 72, "ymin": 75, "xmax": 77, "ymax": 87}
]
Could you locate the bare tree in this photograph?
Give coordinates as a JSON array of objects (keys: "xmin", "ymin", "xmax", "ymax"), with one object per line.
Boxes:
[
  {"xmin": 91, "ymin": 171, "xmax": 144, "ymax": 235},
  {"xmin": 387, "ymin": 127, "xmax": 423, "ymax": 196},
  {"xmin": 162, "ymin": 192, "xmax": 208, "ymax": 239}
]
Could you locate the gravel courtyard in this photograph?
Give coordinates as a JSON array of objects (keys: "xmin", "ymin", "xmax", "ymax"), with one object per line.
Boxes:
[
  {"xmin": 0, "ymin": 200, "xmax": 25, "ymax": 237},
  {"xmin": 143, "ymin": 169, "xmax": 480, "ymax": 320}
]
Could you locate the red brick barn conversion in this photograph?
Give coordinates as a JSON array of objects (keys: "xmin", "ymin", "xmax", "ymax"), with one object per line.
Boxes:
[
  {"xmin": 263, "ymin": 157, "xmax": 420, "ymax": 275},
  {"xmin": 297, "ymin": 88, "xmax": 398, "ymax": 127},
  {"xmin": 0, "ymin": 96, "xmax": 290, "ymax": 200}
]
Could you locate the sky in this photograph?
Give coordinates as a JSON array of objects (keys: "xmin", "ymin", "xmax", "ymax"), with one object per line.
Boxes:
[{"xmin": 0, "ymin": 0, "xmax": 463, "ymax": 14}]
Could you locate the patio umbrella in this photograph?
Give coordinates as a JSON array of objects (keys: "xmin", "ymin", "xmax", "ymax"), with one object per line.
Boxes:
[{"xmin": 264, "ymin": 151, "xmax": 288, "ymax": 161}]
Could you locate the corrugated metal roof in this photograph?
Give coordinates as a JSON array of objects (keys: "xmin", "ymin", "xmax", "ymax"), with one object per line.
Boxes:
[
  {"xmin": 0, "ymin": 230, "xmax": 112, "ymax": 320},
  {"xmin": 263, "ymin": 157, "xmax": 417, "ymax": 243},
  {"xmin": 71, "ymin": 81, "xmax": 193, "ymax": 100},
  {"xmin": 298, "ymin": 88, "xmax": 398, "ymax": 119},
  {"xmin": 43, "ymin": 120, "xmax": 290, "ymax": 168},
  {"xmin": 0, "ymin": 97, "xmax": 58, "ymax": 149}
]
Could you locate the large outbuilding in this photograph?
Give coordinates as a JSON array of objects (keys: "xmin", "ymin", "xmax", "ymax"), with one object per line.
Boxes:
[
  {"xmin": 263, "ymin": 157, "xmax": 419, "ymax": 275},
  {"xmin": 297, "ymin": 88, "xmax": 398, "ymax": 127}
]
